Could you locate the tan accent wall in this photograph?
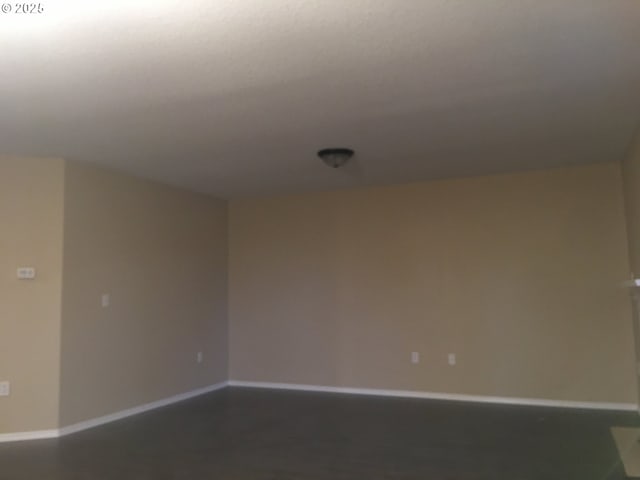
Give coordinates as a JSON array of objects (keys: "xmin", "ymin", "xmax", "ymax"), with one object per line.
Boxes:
[
  {"xmin": 59, "ymin": 161, "xmax": 228, "ymax": 426},
  {"xmin": 621, "ymin": 128, "xmax": 640, "ymax": 402},
  {"xmin": 229, "ymin": 163, "xmax": 636, "ymax": 404},
  {"xmin": 0, "ymin": 157, "xmax": 65, "ymax": 433}
]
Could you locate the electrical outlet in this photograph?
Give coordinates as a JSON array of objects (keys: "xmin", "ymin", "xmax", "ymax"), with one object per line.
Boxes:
[
  {"xmin": 101, "ymin": 294, "xmax": 110, "ymax": 308},
  {"xmin": 448, "ymin": 353, "xmax": 456, "ymax": 366},
  {"xmin": 0, "ymin": 381, "xmax": 10, "ymax": 397},
  {"xmin": 411, "ymin": 352, "xmax": 420, "ymax": 364},
  {"xmin": 197, "ymin": 352, "xmax": 203, "ymax": 364}
]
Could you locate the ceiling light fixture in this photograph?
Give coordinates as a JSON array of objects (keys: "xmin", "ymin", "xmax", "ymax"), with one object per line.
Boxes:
[{"xmin": 317, "ymin": 148, "xmax": 354, "ymax": 169}]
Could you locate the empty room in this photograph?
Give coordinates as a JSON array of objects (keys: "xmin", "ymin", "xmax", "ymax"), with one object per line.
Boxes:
[{"xmin": 1, "ymin": 1, "xmax": 640, "ymax": 479}]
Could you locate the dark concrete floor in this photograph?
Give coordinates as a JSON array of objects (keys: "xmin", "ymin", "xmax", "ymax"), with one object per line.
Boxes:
[{"xmin": 0, "ymin": 387, "xmax": 637, "ymax": 480}]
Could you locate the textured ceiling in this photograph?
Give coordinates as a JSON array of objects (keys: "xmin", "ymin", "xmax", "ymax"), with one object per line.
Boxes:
[{"xmin": 1, "ymin": 0, "xmax": 639, "ymax": 198}]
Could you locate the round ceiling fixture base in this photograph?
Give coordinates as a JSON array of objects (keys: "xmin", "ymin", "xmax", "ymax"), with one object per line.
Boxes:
[{"xmin": 317, "ymin": 148, "xmax": 354, "ymax": 168}]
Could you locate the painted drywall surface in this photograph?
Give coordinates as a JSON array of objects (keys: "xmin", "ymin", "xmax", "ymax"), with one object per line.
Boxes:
[
  {"xmin": 622, "ymin": 131, "xmax": 640, "ymax": 276},
  {"xmin": 2, "ymin": 2, "xmax": 639, "ymax": 198},
  {"xmin": 0, "ymin": 157, "xmax": 65, "ymax": 433},
  {"xmin": 620, "ymin": 128, "xmax": 640, "ymax": 403},
  {"xmin": 59, "ymin": 161, "xmax": 228, "ymax": 426},
  {"xmin": 229, "ymin": 163, "xmax": 636, "ymax": 404}
]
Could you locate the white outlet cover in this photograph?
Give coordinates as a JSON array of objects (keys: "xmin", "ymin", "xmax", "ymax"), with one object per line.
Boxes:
[
  {"xmin": 448, "ymin": 353, "xmax": 457, "ymax": 366},
  {"xmin": 197, "ymin": 352, "xmax": 203, "ymax": 363},
  {"xmin": 0, "ymin": 381, "xmax": 10, "ymax": 396},
  {"xmin": 101, "ymin": 294, "xmax": 110, "ymax": 308},
  {"xmin": 411, "ymin": 352, "xmax": 419, "ymax": 364}
]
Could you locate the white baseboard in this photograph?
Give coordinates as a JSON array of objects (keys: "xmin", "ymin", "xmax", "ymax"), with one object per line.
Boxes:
[
  {"xmin": 228, "ymin": 380, "xmax": 638, "ymax": 412},
  {"xmin": 0, "ymin": 429, "xmax": 59, "ymax": 443},
  {"xmin": 2, "ymin": 379, "xmax": 635, "ymax": 444},
  {"xmin": 0, "ymin": 381, "xmax": 228, "ymax": 443},
  {"xmin": 59, "ymin": 381, "xmax": 229, "ymax": 437}
]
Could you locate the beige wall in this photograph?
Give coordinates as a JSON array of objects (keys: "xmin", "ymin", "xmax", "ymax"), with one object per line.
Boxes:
[
  {"xmin": 2, "ymin": 157, "xmax": 636, "ymax": 435},
  {"xmin": 230, "ymin": 163, "xmax": 637, "ymax": 404},
  {"xmin": 59, "ymin": 161, "xmax": 228, "ymax": 426},
  {"xmin": 621, "ymin": 127, "xmax": 640, "ymax": 402},
  {"xmin": 622, "ymin": 130, "xmax": 640, "ymax": 276},
  {"xmin": 0, "ymin": 157, "xmax": 65, "ymax": 434}
]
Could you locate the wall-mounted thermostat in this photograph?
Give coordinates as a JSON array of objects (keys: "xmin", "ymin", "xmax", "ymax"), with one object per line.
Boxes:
[{"xmin": 17, "ymin": 267, "xmax": 36, "ymax": 280}]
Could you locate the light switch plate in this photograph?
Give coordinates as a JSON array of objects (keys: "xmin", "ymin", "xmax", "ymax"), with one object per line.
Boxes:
[{"xmin": 0, "ymin": 381, "xmax": 10, "ymax": 397}]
